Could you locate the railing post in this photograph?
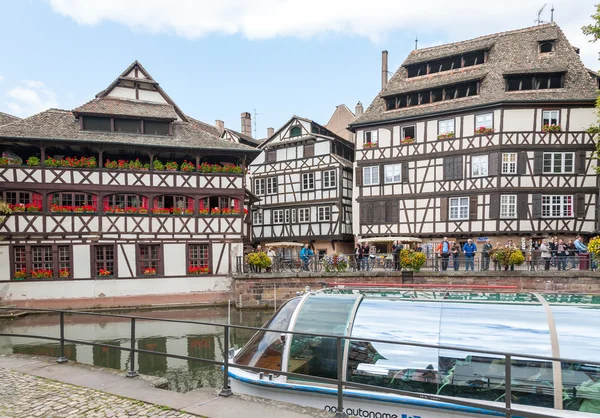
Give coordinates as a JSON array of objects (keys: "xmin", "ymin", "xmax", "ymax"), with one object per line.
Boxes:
[
  {"xmin": 220, "ymin": 325, "xmax": 233, "ymax": 397},
  {"xmin": 335, "ymin": 337, "xmax": 347, "ymax": 418},
  {"xmin": 57, "ymin": 311, "xmax": 68, "ymax": 364},
  {"xmin": 504, "ymin": 354, "xmax": 512, "ymax": 418},
  {"xmin": 126, "ymin": 317, "xmax": 138, "ymax": 378}
]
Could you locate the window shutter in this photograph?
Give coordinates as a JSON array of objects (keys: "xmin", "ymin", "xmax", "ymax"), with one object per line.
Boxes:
[
  {"xmin": 518, "ymin": 194, "xmax": 528, "ymax": 219},
  {"xmin": 489, "ymin": 152, "xmax": 499, "ymax": 176},
  {"xmin": 576, "ymin": 193, "xmax": 586, "ymax": 218},
  {"xmin": 360, "ymin": 202, "xmax": 368, "ymax": 223},
  {"xmin": 390, "ymin": 200, "xmax": 399, "ymax": 223},
  {"xmin": 443, "ymin": 157, "xmax": 452, "ymax": 180},
  {"xmin": 532, "ymin": 194, "xmax": 542, "ymax": 219},
  {"xmin": 454, "ymin": 156, "xmax": 463, "ymax": 180},
  {"xmin": 355, "ymin": 167, "xmax": 362, "ymax": 187},
  {"xmin": 517, "ymin": 152, "xmax": 527, "ymax": 175},
  {"xmin": 577, "ymin": 150, "xmax": 587, "ymax": 175},
  {"xmin": 469, "ymin": 195, "xmax": 478, "ymax": 220},
  {"xmin": 304, "ymin": 144, "xmax": 314, "ymax": 158},
  {"xmin": 440, "ymin": 197, "xmax": 448, "ymax": 222},
  {"xmin": 402, "ymin": 162, "xmax": 409, "ymax": 183},
  {"xmin": 373, "ymin": 202, "xmax": 385, "ymax": 224},
  {"xmin": 379, "ymin": 165, "xmax": 385, "ymax": 185},
  {"xmin": 489, "ymin": 194, "xmax": 500, "ymax": 219},
  {"xmin": 533, "ymin": 151, "xmax": 543, "ymax": 175}
]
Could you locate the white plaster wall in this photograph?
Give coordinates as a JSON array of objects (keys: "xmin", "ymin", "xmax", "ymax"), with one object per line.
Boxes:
[
  {"xmin": 356, "ymin": 130, "xmax": 364, "ymax": 148},
  {"xmin": 463, "ymin": 115, "xmax": 475, "ymax": 137},
  {"xmin": 315, "ymin": 141, "xmax": 330, "ymax": 156},
  {"xmin": 286, "ymin": 147, "xmax": 297, "ymax": 160},
  {"xmin": 73, "ymin": 245, "xmax": 91, "ymax": 279},
  {"xmin": 1, "ymin": 277, "xmax": 233, "ymax": 302},
  {"xmin": 212, "ymin": 243, "xmax": 225, "ymax": 274},
  {"xmin": 276, "ymin": 148, "xmax": 286, "ymax": 161},
  {"xmin": 138, "ymin": 90, "xmax": 166, "ymax": 104},
  {"xmin": 164, "ymin": 244, "xmax": 186, "ymax": 276},
  {"xmin": 0, "ymin": 248, "xmax": 10, "ymax": 282},
  {"xmin": 107, "ymin": 87, "xmax": 136, "ymax": 100},
  {"xmin": 426, "ymin": 120, "xmax": 437, "ymax": 141},
  {"xmin": 569, "ymin": 108, "xmax": 597, "ymax": 131},
  {"xmin": 118, "ymin": 244, "xmax": 135, "ymax": 278},
  {"xmin": 378, "ymin": 129, "xmax": 391, "ymax": 147},
  {"xmin": 503, "ymin": 109, "xmax": 535, "ymax": 131}
]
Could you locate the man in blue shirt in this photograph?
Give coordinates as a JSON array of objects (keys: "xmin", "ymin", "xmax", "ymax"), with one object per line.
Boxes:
[
  {"xmin": 463, "ymin": 239, "xmax": 477, "ymax": 271},
  {"xmin": 437, "ymin": 237, "xmax": 450, "ymax": 271},
  {"xmin": 299, "ymin": 243, "xmax": 314, "ymax": 271}
]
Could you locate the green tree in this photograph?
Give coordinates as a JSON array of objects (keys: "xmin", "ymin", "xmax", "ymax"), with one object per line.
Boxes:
[{"xmin": 583, "ymin": 4, "xmax": 600, "ymax": 172}]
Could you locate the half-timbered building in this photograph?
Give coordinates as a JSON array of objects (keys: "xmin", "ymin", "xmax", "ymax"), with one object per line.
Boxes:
[
  {"xmin": 0, "ymin": 61, "xmax": 259, "ymax": 289},
  {"xmin": 351, "ymin": 23, "xmax": 599, "ymax": 244},
  {"xmin": 249, "ymin": 115, "xmax": 355, "ymax": 255}
]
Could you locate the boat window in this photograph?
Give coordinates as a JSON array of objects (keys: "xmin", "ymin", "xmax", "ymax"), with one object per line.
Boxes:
[
  {"xmin": 287, "ymin": 294, "xmax": 359, "ymax": 380},
  {"xmin": 234, "ymin": 298, "xmax": 301, "ymax": 371}
]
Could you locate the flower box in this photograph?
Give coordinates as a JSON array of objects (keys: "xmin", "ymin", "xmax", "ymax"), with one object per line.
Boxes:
[
  {"xmin": 9, "ymin": 204, "xmax": 25, "ymax": 212},
  {"xmin": 188, "ymin": 266, "xmax": 210, "ymax": 275},
  {"xmin": 401, "ymin": 137, "xmax": 414, "ymax": 145},
  {"xmin": 59, "ymin": 268, "xmax": 70, "ymax": 278},
  {"xmin": 13, "ymin": 270, "xmax": 26, "ymax": 280},
  {"xmin": 143, "ymin": 268, "xmax": 157, "ymax": 275},
  {"xmin": 363, "ymin": 142, "xmax": 378, "ymax": 148},
  {"xmin": 26, "ymin": 204, "xmax": 42, "ymax": 212},
  {"xmin": 198, "ymin": 162, "xmax": 244, "ymax": 175},
  {"xmin": 0, "ymin": 157, "xmax": 22, "ymax": 166},
  {"xmin": 542, "ymin": 124, "xmax": 561, "ymax": 133},
  {"xmin": 98, "ymin": 269, "xmax": 112, "ymax": 277},
  {"xmin": 165, "ymin": 161, "xmax": 178, "ymax": 171},
  {"xmin": 475, "ymin": 127, "xmax": 494, "ymax": 135},
  {"xmin": 45, "ymin": 156, "xmax": 97, "ymax": 168},
  {"xmin": 437, "ymin": 132, "xmax": 455, "ymax": 140},
  {"xmin": 31, "ymin": 269, "xmax": 53, "ymax": 279},
  {"xmin": 26, "ymin": 157, "xmax": 41, "ymax": 166},
  {"xmin": 180, "ymin": 161, "xmax": 195, "ymax": 172}
]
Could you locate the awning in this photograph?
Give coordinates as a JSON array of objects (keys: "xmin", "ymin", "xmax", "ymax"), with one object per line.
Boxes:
[
  {"xmin": 358, "ymin": 236, "xmax": 422, "ymax": 244},
  {"xmin": 265, "ymin": 242, "xmax": 304, "ymax": 248}
]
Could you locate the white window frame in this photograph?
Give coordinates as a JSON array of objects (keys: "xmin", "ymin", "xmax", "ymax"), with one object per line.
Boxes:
[
  {"xmin": 363, "ymin": 166, "xmax": 379, "ymax": 186},
  {"xmin": 318, "ymin": 207, "xmax": 331, "ymax": 222},
  {"xmin": 471, "ymin": 155, "xmax": 488, "ymax": 177},
  {"xmin": 266, "ymin": 177, "xmax": 278, "ymax": 195},
  {"xmin": 500, "ymin": 195, "xmax": 517, "ymax": 219},
  {"xmin": 302, "ymin": 173, "xmax": 314, "ymax": 191},
  {"xmin": 252, "ymin": 210, "xmax": 262, "ymax": 225},
  {"xmin": 273, "ymin": 209, "xmax": 283, "ymax": 224},
  {"xmin": 323, "ymin": 169, "xmax": 336, "ymax": 189},
  {"xmin": 543, "ymin": 152, "xmax": 574, "ymax": 174},
  {"xmin": 449, "ymin": 197, "xmax": 469, "ymax": 220},
  {"xmin": 475, "ymin": 113, "xmax": 493, "ymax": 129},
  {"xmin": 254, "ymin": 178, "xmax": 265, "ymax": 196},
  {"xmin": 401, "ymin": 125, "xmax": 416, "ymax": 140},
  {"xmin": 384, "ymin": 164, "xmax": 402, "ymax": 184},
  {"xmin": 501, "ymin": 152, "xmax": 517, "ymax": 175},
  {"xmin": 364, "ymin": 130, "xmax": 378, "ymax": 144},
  {"xmin": 284, "ymin": 209, "xmax": 290, "ymax": 224},
  {"xmin": 439, "ymin": 119, "xmax": 455, "ymax": 135},
  {"xmin": 291, "ymin": 208, "xmax": 297, "ymax": 223},
  {"xmin": 542, "ymin": 195, "xmax": 573, "ymax": 218},
  {"xmin": 298, "ymin": 208, "xmax": 310, "ymax": 223},
  {"xmin": 542, "ymin": 110, "xmax": 560, "ymax": 127}
]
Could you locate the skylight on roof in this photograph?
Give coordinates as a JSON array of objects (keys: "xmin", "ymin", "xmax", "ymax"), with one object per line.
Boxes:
[
  {"xmin": 386, "ymin": 80, "xmax": 480, "ymax": 110},
  {"xmin": 406, "ymin": 50, "xmax": 487, "ymax": 78}
]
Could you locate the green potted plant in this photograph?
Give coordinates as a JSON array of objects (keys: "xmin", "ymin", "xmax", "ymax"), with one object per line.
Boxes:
[
  {"xmin": 26, "ymin": 156, "xmax": 40, "ymax": 166},
  {"xmin": 165, "ymin": 161, "xmax": 178, "ymax": 171},
  {"xmin": 542, "ymin": 124, "xmax": 561, "ymax": 133},
  {"xmin": 247, "ymin": 252, "xmax": 272, "ymax": 272},
  {"xmin": 180, "ymin": 161, "xmax": 195, "ymax": 172},
  {"xmin": 153, "ymin": 159, "xmax": 165, "ymax": 171},
  {"xmin": 475, "ymin": 127, "xmax": 494, "ymax": 135},
  {"xmin": 13, "ymin": 269, "xmax": 26, "ymax": 280},
  {"xmin": 437, "ymin": 132, "xmax": 455, "ymax": 140},
  {"xmin": 129, "ymin": 159, "xmax": 144, "ymax": 170}
]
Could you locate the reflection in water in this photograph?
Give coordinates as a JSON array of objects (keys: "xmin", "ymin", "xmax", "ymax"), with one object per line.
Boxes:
[{"xmin": 0, "ymin": 307, "xmax": 273, "ymax": 393}]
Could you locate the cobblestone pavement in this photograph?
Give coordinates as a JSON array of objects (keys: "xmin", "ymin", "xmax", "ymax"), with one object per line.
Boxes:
[{"xmin": 0, "ymin": 368, "xmax": 200, "ymax": 418}]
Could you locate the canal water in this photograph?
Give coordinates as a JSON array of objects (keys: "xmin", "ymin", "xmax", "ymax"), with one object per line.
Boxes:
[{"xmin": 0, "ymin": 307, "xmax": 273, "ymax": 393}]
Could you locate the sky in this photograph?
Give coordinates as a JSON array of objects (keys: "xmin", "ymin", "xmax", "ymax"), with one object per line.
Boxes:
[{"xmin": 0, "ymin": 0, "xmax": 598, "ymax": 138}]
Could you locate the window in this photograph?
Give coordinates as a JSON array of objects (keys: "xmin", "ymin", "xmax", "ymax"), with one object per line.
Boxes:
[
  {"xmin": 304, "ymin": 144, "xmax": 314, "ymax": 158},
  {"xmin": 406, "ymin": 50, "xmax": 485, "ymax": 78},
  {"xmin": 439, "ymin": 119, "xmax": 455, "ymax": 135},
  {"xmin": 58, "ymin": 246, "xmax": 70, "ymax": 274},
  {"xmin": 273, "ymin": 209, "xmax": 284, "ymax": 224},
  {"xmin": 449, "ymin": 197, "xmax": 469, "ymax": 220},
  {"xmin": 138, "ymin": 244, "xmax": 161, "ymax": 275},
  {"xmin": 254, "ymin": 178, "xmax": 265, "ymax": 195},
  {"xmin": 13, "ymin": 247, "xmax": 26, "ymax": 275},
  {"xmin": 500, "ymin": 195, "xmax": 517, "ymax": 218},
  {"xmin": 12, "ymin": 245, "xmax": 72, "ymax": 279},
  {"xmin": 542, "ymin": 195, "xmax": 573, "ymax": 218},
  {"xmin": 266, "ymin": 150, "xmax": 277, "ymax": 163},
  {"xmin": 386, "ymin": 81, "xmax": 479, "ymax": 110},
  {"xmin": 542, "ymin": 110, "xmax": 560, "ymax": 127},
  {"xmin": 82, "ymin": 117, "xmax": 111, "ymax": 131},
  {"xmin": 144, "ymin": 121, "xmax": 170, "ymax": 135},
  {"xmin": 364, "ymin": 130, "xmax": 378, "ymax": 145},
  {"xmin": 302, "ymin": 173, "xmax": 314, "ymax": 190},
  {"xmin": 299, "ymin": 208, "xmax": 310, "ymax": 223},
  {"xmin": 3, "ymin": 191, "xmax": 32, "ymax": 205},
  {"xmin": 505, "ymin": 73, "xmax": 564, "ymax": 91},
  {"xmin": 401, "ymin": 126, "xmax": 415, "ymax": 140},
  {"xmin": 105, "ymin": 194, "xmax": 145, "ymax": 209},
  {"xmin": 32, "ymin": 246, "xmax": 53, "ymax": 272},
  {"xmin": 539, "ymin": 41, "xmax": 555, "ymax": 53},
  {"xmin": 471, "ymin": 155, "xmax": 488, "ymax": 177},
  {"xmin": 323, "ymin": 170, "xmax": 336, "ymax": 189},
  {"xmin": 153, "ymin": 195, "xmax": 192, "ymax": 211},
  {"xmin": 253, "ymin": 210, "xmax": 262, "ymax": 225},
  {"xmin": 543, "ymin": 152, "xmax": 574, "ymax": 174},
  {"xmin": 266, "ymin": 177, "xmax": 278, "ymax": 195},
  {"xmin": 501, "ymin": 153, "xmax": 517, "ymax": 174},
  {"xmin": 188, "ymin": 244, "xmax": 209, "ymax": 272},
  {"xmin": 114, "ymin": 118, "xmax": 140, "ymax": 133},
  {"xmin": 443, "ymin": 156, "xmax": 463, "ymax": 180},
  {"xmin": 284, "ymin": 209, "xmax": 290, "ymax": 224},
  {"xmin": 94, "ymin": 245, "xmax": 115, "ymax": 277},
  {"xmin": 475, "ymin": 113, "xmax": 493, "ymax": 130},
  {"xmin": 290, "ymin": 126, "xmax": 302, "ymax": 137},
  {"xmin": 50, "ymin": 192, "xmax": 97, "ymax": 209},
  {"xmin": 318, "ymin": 207, "xmax": 331, "ymax": 221},
  {"xmin": 291, "ymin": 209, "xmax": 297, "ymax": 223},
  {"xmin": 362, "ymin": 166, "xmax": 379, "ymax": 186},
  {"xmin": 384, "ymin": 164, "xmax": 401, "ymax": 184}
]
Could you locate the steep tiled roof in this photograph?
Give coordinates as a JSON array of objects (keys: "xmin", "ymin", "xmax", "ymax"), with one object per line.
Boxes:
[
  {"xmin": 354, "ymin": 23, "xmax": 597, "ymax": 127},
  {"xmin": 0, "ymin": 109, "xmax": 260, "ymax": 153},
  {"xmin": 73, "ymin": 97, "xmax": 178, "ymax": 120},
  {"xmin": 187, "ymin": 116, "xmax": 221, "ymax": 136},
  {"xmin": 0, "ymin": 112, "xmax": 20, "ymax": 127},
  {"xmin": 223, "ymin": 128, "xmax": 263, "ymax": 147}
]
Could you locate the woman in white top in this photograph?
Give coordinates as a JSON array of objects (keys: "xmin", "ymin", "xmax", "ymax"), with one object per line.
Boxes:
[{"xmin": 539, "ymin": 239, "xmax": 551, "ymax": 271}]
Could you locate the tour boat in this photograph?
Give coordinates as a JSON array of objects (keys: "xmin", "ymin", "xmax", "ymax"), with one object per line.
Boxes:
[{"xmin": 229, "ymin": 287, "xmax": 600, "ymax": 417}]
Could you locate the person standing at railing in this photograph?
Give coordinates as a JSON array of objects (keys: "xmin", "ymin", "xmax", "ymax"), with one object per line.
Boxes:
[
  {"xmin": 354, "ymin": 244, "xmax": 363, "ymax": 271},
  {"xmin": 392, "ymin": 241, "xmax": 401, "ymax": 271},
  {"xmin": 362, "ymin": 242, "xmax": 370, "ymax": 271},
  {"xmin": 463, "ymin": 239, "xmax": 477, "ymax": 271},
  {"xmin": 574, "ymin": 235, "xmax": 589, "ymax": 270},
  {"xmin": 437, "ymin": 237, "xmax": 450, "ymax": 271},
  {"xmin": 266, "ymin": 247, "xmax": 276, "ymax": 272},
  {"xmin": 556, "ymin": 239, "xmax": 567, "ymax": 271},
  {"xmin": 300, "ymin": 243, "xmax": 314, "ymax": 272},
  {"xmin": 540, "ymin": 239, "xmax": 551, "ymax": 270},
  {"xmin": 451, "ymin": 241, "xmax": 461, "ymax": 271},
  {"xmin": 504, "ymin": 240, "xmax": 517, "ymax": 271},
  {"xmin": 481, "ymin": 239, "xmax": 492, "ymax": 271}
]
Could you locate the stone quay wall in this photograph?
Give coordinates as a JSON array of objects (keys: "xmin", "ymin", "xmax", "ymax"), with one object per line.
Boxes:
[{"xmin": 233, "ymin": 271, "xmax": 600, "ymax": 308}]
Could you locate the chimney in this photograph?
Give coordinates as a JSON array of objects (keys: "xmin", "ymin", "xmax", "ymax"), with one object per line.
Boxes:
[
  {"xmin": 355, "ymin": 101, "xmax": 364, "ymax": 117},
  {"xmin": 267, "ymin": 127, "xmax": 274, "ymax": 138},
  {"xmin": 215, "ymin": 120, "xmax": 224, "ymax": 134},
  {"xmin": 381, "ymin": 50, "xmax": 389, "ymax": 90},
  {"xmin": 241, "ymin": 112, "xmax": 252, "ymax": 137}
]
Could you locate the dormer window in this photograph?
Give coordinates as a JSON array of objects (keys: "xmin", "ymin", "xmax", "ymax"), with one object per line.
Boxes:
[
  {"xmin": 82, "ymin": 117, "xmax": 111, "ymax": 131},
  {"xmin": 81, "ymin": 116, "xmax": 171, "ymax": 135},
  {"xmin": 290, "ymin": 126, "xmax": 302, "ymax": 137},
  {"xmin": 406, "ymin": 49, "xmax": 487, "ymax": 78},
  {"xmin": 539, "ymin": 41, "xmax": 555, "ymax": 54},
  {"xmin": 114, "ymin": 118, "xmax": 140, "ymax": 133},
  {"xmin": 385, "ymin": 80, "xmax": 480, "ymax": 110},
  {"xmin": 505, "ymin": 73, "xmax": 564, "ymax": 91}
]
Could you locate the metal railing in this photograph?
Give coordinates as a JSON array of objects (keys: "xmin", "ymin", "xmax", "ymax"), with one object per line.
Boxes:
[
  {"xmin": 236, "ymin": 252, "xmax": 598, "ymax": 274},
  {"xmin": 1, "ymin": 306, "xmax": 598, "ymax": 418}
]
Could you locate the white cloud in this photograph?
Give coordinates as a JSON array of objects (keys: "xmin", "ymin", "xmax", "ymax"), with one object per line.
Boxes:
[
  {"xmin": 6, "ymin": 80, "xmax": 58, "ymax": 117},
  {"xmin": 0, "ymin": 75, "xmax": 4, "ymax": 83},
  {"xmin": 48, "ymin": 0, "xmax": 600, "ymax": 66}
]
